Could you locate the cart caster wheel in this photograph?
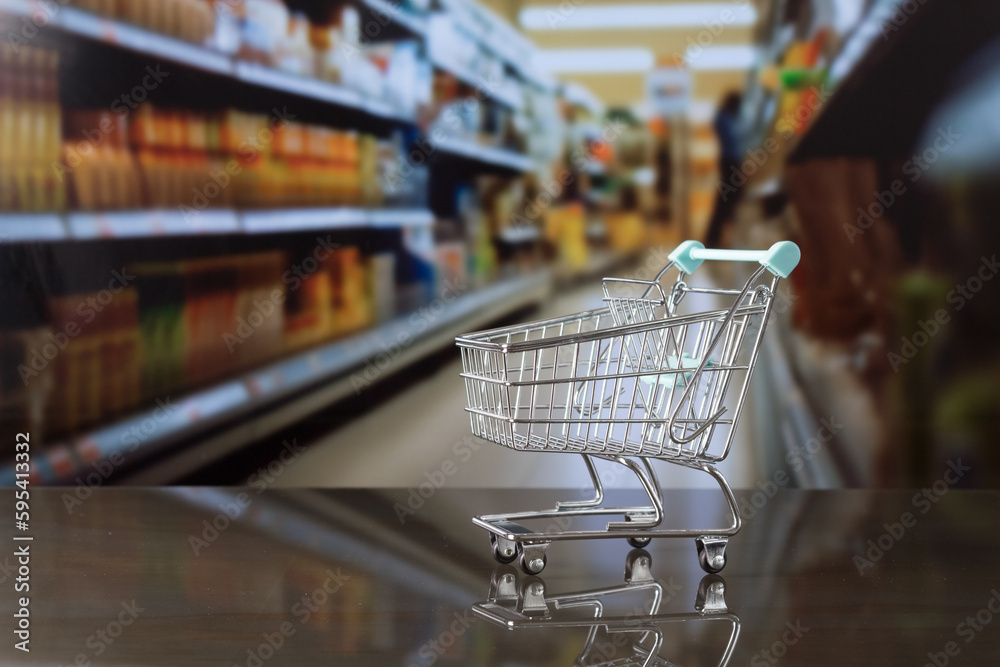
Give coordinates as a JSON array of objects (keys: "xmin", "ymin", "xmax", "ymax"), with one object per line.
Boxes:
[
  {"xmin": 491, "ymin": 534, "xmax": 517, "ymax": 565},
  {"xmin": 696, "ymin": 537, "xmax": 728, "ymax": 574},
  {"xmin": 624, "ymin": 514, "xmax": 652, "ymax": 548},
  {"xmin": 519, "ymin": 550, "xmax": 547, "ymax": 575},
  {"xmin": 625, "ymin": 549, "xmax": 653, "ymax": 584}
]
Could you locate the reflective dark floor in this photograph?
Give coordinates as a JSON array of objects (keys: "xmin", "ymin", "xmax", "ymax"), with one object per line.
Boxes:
[{"xmin": 4, "ymin": 487, "xmax": 1000, "ymax": 665}]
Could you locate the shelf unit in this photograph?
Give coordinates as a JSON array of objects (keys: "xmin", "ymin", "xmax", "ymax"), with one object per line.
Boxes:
[
  {"xmin": 0, "ymin": 0, "xmax": 420, "ymax": 123},
  {"xmin": 789, "ymin": 0, "xmax": 1000, "ymax": 162},
  {"xmin": 0, "ymin": 0, "xmax": 596, "ymax": 484},
  {"xmin": 429, "ymin": 136, "xmax": 534, "ymax": 172},
  {"xmin": 1, "ymin": 270, "xmax": 552, "ymax": 485},
  {"xmin": 0, "ymin": 208, "xmax": 434, "ymax": 241}
]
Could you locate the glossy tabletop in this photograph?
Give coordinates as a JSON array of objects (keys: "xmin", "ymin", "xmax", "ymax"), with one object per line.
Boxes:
[{"xmin": 3, "ymin": 487, "xmax": 999, "ymax": 666}]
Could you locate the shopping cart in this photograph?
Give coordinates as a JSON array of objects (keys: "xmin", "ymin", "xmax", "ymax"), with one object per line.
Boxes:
[
  {"xmin": 455, "ymin": 240, "xmax": 800, "ymax": 574},
  {"xmin": 473, "ymin": 549, "xmax": 739, "ymax": 667}
]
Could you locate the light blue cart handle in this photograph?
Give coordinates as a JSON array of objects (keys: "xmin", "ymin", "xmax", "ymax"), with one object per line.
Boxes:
[{"xmin": 668, "ymin": 240, "xmax": 801, "ymax": 278}]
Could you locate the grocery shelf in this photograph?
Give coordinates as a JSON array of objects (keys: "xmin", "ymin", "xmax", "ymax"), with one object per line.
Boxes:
[
  {"xmin": 497, "ymin": 226, "xmax": 541, "ymax": 243},
  {"xmin": 2, "ymin": 269, "xmax": 552, "ymax": 485},
  {"xmin": 430, "ymin": 136, "xmax": 534, "ymax": 172},
  {"xmin": 0, "ymin": 208, "xmax": 436, "ymax": 241},
  {"xmin": 361, "ymin": 0, "xmax": 428, "ymax": 39},
  {"xmin": 240, "ymin": 207, "xmax": 369, "ymax": 234},
  {"xmin": 429, "ymin": 53, "xmax": 524, "ymax": 110},
  {"xmin": 0, "ymin": 0, "xmax": 417, "ymax": 124},
  {"xmin": 790, "ymin": 0, "xmax": 1000, "ymax": 162},
  {"xmin": 0, "ymin": 213, "xmax": 68, "ymax": 241},
  {"xmin": 67, "ymin": 210, "xmax": 242, "ymax": 238},
  {"xmin": 368, "ymin": 209, "xmax": 435, "ymax": 228},
  {"xmin": 0, "ymin": 1, "xmax": 231, "ymax": 74},
  {"xmin": 234, "ymin": 62, "xmax": 415, "ymax": 123}
]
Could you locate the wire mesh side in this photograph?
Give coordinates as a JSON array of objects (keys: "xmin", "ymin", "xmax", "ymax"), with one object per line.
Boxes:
[{"xmin": 459, "ymin": 302, "xmax": 768, "ymax": 461}]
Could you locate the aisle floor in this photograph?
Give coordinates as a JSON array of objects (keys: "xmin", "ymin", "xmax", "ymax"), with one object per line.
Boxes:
[{"xmin": 276, "ymin": 263, "xmax": 761, "ymax": 491}]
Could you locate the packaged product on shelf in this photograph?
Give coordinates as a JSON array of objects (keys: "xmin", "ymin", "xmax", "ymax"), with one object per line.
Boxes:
[
  {"xmin": 0, "ymin": 46, "xmax": 63, "ymax": 213},
  {"xmin": 326, "ymin": 247, "xmax": 372, "ymax": 334},
  {"xmin": 395, "ymin": 226, "xmax": 437, "ymax": 313},
  {"xmin": 132, "ymin": 262, "xmax": 187, "ymax": 399},
  {"xmin": 545, "ymin": 204, "xmax": 587, "ymax": 270},
  {"xmin": 45, "ymin": 287, "xmax": 141, "ymax": 435},
  {"xmin": 275, "ymin": 12, "xmax": 316, "ymax": 77},
  {"xmin": 606, "ymin": 211, "xmax": 645, "ymax": 251},
  {"xmin": 239, "ymin": 0, "xmax": 290, "ymax": 65},
  {"xmin": 359, "ymin": 135, "xmax": 381, "ymax": 206},
  {"xmin": 230, "ymin": 253, "xmax": 286, "ymax": 370},
  {"xmin": 70, "ymin": 0, "xmax": 216, "ymax": 45},
  {"xmin": 369, "ymin": 252, "xmax": 397, "ymax": 323},
  {"xmin": 283, "ymin": 266, "xmax": 333, "ymax": 351},
  {"xmin": 369, "ymin": 41, "xmax": 421, "ymax": 116},
  {"xmin": 182, "ymin": 257, "xmax": 238, "ymax": 386},
  {"xmin": 0, "ymin": 328, "xmax": 53, "ymax": 445},
  {"xmin": 435, "ymin": 242, "xmax": 467, "ymax": 294}
]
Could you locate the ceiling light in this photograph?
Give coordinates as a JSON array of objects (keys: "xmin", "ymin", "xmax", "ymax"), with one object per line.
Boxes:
[
  {"xmin": 521, "ymin": 3, "xmax": 757, "ymax": 31},
  {"xmin": 534, "ymin": 48, "xmax": 655, "ymax": 74},
  {"xmin": 685, "ymin": 45, "xmax": 758, "ymax": 70}
]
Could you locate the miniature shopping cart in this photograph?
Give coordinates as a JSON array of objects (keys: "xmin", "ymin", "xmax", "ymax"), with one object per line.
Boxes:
[
  {"xmin": 455, "ymin": 240, "xmax": 800, "ymax": 574},
  {"xmin": 473, "ymin": 550, "xmax": 739, "ymax": 667}
]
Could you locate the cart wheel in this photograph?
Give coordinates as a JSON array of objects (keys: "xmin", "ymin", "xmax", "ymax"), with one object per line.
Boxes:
[
  {"xmin": 490, "ymin": 534, "xmax": 517, "ymax": 565},
  {"xmin": 696, "ymin": 537, "xmax": 728, "ymax": 574},
  {"xmin": 624, "ymin": 549, "xmax": 653, "ymax": 584},
  {"xmin": 519, "ymin": 550, "xmax": 547, "ymax": 575},
  {"xmin": 624, "ymin": 514, "xmax": 652, "ymax": 549}
]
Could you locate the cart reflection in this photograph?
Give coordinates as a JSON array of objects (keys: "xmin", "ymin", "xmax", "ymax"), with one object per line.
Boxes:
[{"xmin": 473, "ymin": 549, "xmax": 740, "ymax": 667}]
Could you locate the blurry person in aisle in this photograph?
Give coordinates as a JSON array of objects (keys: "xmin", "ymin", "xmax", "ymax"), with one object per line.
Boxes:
[{"xmin": 704, "ymin": 91, "xmax": 744, "ymax": 248}]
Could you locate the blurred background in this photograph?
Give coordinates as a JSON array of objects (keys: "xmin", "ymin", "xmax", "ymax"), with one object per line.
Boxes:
[{"xmin": 0, "ymin": 0, "xmax": 998, "ymax": 489}]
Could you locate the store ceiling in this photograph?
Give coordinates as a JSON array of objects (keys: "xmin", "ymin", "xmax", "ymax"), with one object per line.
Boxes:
[{"xmin": 482, "ymin": 0, "xmax": 757, "ymax": 112}]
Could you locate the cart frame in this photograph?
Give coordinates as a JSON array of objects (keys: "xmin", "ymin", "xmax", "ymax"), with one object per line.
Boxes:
[{"xmin": 456, "ymin": 241, "xmax": 800, "ymax": 574}]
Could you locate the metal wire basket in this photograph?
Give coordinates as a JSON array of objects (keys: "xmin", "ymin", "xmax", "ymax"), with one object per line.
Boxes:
[{"xmin": 456, "ymin": 241, "xmax": 800, "ymax": 574}]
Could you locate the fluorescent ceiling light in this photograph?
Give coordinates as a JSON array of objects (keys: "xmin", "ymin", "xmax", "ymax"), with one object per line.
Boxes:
[
  {"xmin": 521, "ymin": 3, "xmax": 757, "ymax": 31},
  {"xmin": 685, "ymin": 45, "xmax": 758, "ymax": 70},
  {"xmin": 535, "ymin": 48, "xmax": 655, "ymax": 74}
]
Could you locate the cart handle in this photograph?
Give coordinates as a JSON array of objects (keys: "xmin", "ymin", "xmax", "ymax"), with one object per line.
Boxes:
[{"xmin": 668, "ymin": 240, "xmax": 800, "ymax": 278}]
